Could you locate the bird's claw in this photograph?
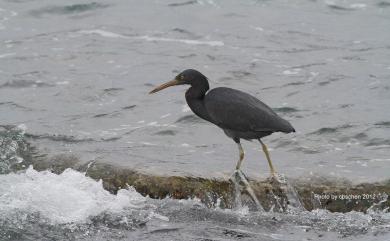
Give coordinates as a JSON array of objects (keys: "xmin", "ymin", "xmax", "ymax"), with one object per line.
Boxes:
[
  {"xmin": 229, "ymin": 169, "xmax": 263, "ymax": 211},
  {"xmin": 230, "ymin": 169, "xmax": 248, "ymax": 183},
  {"xmin": 268, "ymin": 172, "xmax": 287, "ymax": 185}
]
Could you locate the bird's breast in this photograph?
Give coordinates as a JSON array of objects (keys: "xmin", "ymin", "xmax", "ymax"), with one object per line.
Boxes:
[{"xmin": 185, "ymin": 95, "xmax": 214, "ymax": 124}]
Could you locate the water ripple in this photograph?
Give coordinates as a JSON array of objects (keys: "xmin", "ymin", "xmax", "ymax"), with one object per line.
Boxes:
[
  {"xmin": 168, "ymin": 1, "xmax": 198, "ymax": 7},
  {"xmin": 30, "ymin": 2, "xmax": 110, "ymax": 17},
  {"xmin": 309, "ymin": 124, "xmax": 354, "ymax": 135}
]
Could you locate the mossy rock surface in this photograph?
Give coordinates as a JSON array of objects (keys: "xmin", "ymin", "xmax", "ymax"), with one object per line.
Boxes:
[{"xmin": 29, "ymin": 153, "xmax": 390, "ymax": 213}]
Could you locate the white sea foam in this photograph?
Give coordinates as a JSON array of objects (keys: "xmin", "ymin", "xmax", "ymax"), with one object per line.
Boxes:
[
  {"xmin": 182, "ymin": 105, "xmax": 191, "ymax": 112},
  {"xmin": 148, "ymin": 121, "xmax": 158, "ymax": 126},
  {"xmin": 141, "ymin": 141, "xmax": 156, "ymax": 146},
  {"xmin": 78, "ymin": 29, "xmax": 125, "ymax": 38},
  {"xmin": 0, "ymin": 166, "xmax": 147, "ymax": 224},
  {"xmin": 160, "ymin": 113, "xmax": 171, "ymax": 119},
  {"xmin": 79, "ymin": 29, "xmax": 224, "ymax": 47},
  {"xmin": 16, "ymin": 123, "xmax": 27, "ymax": 134},
  {"xmin": 283, "ymin": 68, "xmax": 301, "ymax": 75},
  {"xmin": 56, "ymin": 81, "xmax": 69, "ymax": 85},
  {"xmin": 335, "ymin": 164, "xmax": 346, "ymax": 168},
  {"xmin": 370, "ymin": 158, "xmax": 390, "ymax": 162},
  {"xmin": 137, "ymin": 35, "xmax": 224, "ymax": 46},
  {"xmin": 250, "ymin": 26, "xmax": 264, "ymax": 32},
  {"xmin": 0, "ymin": 52, "xmax": 15, "ymax": 58},
  {"xmin": 350, "ymin": 3, "xmax": 366, "ymax": 9}
]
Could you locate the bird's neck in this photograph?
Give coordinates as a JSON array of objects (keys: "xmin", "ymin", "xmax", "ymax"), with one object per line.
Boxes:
[
  {"xmin": 186, "ymin": 77, "xmax": 209, "ymax": 98},
  {"xmin": 185, "ymin": 87, "xmax": 211, "ymax": 122},
  {"xmin": 185, "ymin": 85, "xmax": 208, "ymax": 99}
]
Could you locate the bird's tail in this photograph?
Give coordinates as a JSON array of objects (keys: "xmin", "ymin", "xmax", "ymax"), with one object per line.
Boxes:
[{"xmin": 279, "ymin": 119, "xmax": 296, "ymax": 133}]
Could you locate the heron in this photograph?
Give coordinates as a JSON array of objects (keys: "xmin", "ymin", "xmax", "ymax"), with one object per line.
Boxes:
[{"xmin": 149, "ymin": 69, "xmax": 295, "ymax": 204}]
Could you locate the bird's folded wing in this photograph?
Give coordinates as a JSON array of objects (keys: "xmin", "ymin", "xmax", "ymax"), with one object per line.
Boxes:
[{"xmin": 204, "ymin": 88, "xmax": 292, "ymax": 133}]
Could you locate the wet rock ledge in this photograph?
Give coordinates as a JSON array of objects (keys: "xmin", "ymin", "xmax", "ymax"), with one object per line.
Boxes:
[{"xmin": 26, "ymin": 154, "xmax": 390, "ymax": 213}]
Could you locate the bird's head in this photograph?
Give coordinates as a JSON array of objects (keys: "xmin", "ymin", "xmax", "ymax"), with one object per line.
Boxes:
[{"xmin": 149, "ymin": 69, "xmax": 209, "ymax": 94}]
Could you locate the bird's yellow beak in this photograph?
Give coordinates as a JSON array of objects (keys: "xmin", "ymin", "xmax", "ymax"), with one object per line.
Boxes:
[{"xmin": 149, "ymin": 79, "xmax": 180, "ymax": 94}]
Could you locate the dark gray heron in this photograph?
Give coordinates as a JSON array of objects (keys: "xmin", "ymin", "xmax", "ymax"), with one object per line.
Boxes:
[{"xmin": 150, "ymin": 69, "xmax": 295, "ymax": 177}]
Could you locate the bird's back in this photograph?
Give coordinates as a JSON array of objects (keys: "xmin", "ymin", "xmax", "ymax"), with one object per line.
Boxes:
[{"xmin": 204, "ymin": 87, "xmax": 294, "ymax": 134}]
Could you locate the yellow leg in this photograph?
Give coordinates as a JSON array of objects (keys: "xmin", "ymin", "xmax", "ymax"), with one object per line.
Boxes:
[
  {"xmin": 235, "ymin": 143, "xmax": 244, "ymax": 170},
  {"xmin": 259, "ymin": 139, "xmax": 277, "ymax": 176},
  {"xmin": 230, "ymin": 142, "xmax": 264, "ymax": 210}
]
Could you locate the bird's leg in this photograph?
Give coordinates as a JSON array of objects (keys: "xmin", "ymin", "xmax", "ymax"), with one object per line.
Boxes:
[
  {"xmin": 229, "ymin": 142, "xmax": 263, "ymax": 210},
  {"xmin": 231, "ymin": 142, "xmax": 248, "ymax": 181},
  {"xmin": 235, "ymin": 142, "xmax": 244, "ymax": 170},
  {"xmin": 259, "ymin": 139, "xmax": 277, "ymax": 178},
  {"xmin": 258, "ymin": 140, "xmax": 304, "ymax": 210},
  {"xmin": 230, "ymin": 142, "xmax": 246, "ymax": 182}
]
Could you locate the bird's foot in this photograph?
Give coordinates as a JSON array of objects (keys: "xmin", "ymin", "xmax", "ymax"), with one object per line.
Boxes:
[
  {"xmin": 229, "ymin": 169, "xmax": 264, "ymax": 211},
  {"xmin": 229, "ymin": 169, "xmax": 248, "ymax": 184},
  {"xmin": 266, "ymin": 172, "xmax": 305, "ymax": 211},
  {"xmin": 267, "ymin": 172, "xmax": 286, "ymax": 184}
]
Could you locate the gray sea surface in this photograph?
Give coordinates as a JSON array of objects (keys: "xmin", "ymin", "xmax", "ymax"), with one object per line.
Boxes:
[
  {"xmin": 1, "ymin": 0, "xmax": 390, "ymax": 240},
  {"xmin": 1, "ymin": 0, "xmax": 390, "ymax": 182}
]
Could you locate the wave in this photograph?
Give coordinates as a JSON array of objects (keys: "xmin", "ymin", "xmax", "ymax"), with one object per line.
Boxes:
[
  {"xmin": 168, "ymin": 1, "xmax": 198, "ymax": 7},
  {"xmin": 0, "ymin": 166, "xmax": 148, "ymax": 224},
  {"xmin": 78, "ymin": 29, "xmax": 224, "ymax": 47},
  {"xmin": 0, "ymin": 79, "xmax": 54, "ymax": 88},
  {"xmin": 175, "ymin": 114, "xmax": 206, "ymax": 124},
  {"xmin": 309, "ymin": 124, "xmax": 354, "ymax": 135},
  {"xmin": 0, "ymin": 125, "xmax": 29, "ymax": 174},
  {"xmin": 375, "ymin": 121, "xmax": 390, "ymax": 127},
  {"xmin": 1, "ymin": 165, "xmax": 389, "ymax": 240},
  {"xmin": 29, "ymin": 2, "xmax": 110, "ymax": 17},
  {"xmin": 25, "ymin": 133, "xmax": 95, "ymax": 143},
  {"xmin": 272, "ymin": 107, "xmax": 299, "ymax": 113}
]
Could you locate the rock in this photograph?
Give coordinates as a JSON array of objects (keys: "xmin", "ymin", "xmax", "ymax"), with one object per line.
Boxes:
[{"xmin": 28, "ymin": 153, "xmax": 390, "ymax": 213}]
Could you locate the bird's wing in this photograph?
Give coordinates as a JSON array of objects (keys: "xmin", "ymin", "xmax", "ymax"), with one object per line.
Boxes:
[{"xmin": 204, "ymin": 87, "xmax": 293, "ymax": 133}]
